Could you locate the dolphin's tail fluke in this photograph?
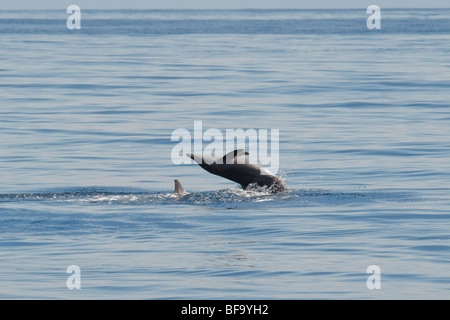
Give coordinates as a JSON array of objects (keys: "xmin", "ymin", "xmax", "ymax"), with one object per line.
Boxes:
[{"xmin": 173, "ymin": 179, "xmax": 186, "ymax": 196}]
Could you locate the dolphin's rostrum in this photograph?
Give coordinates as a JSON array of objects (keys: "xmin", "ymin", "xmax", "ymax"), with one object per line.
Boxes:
[{"xmin": 187, "ymin": 149, "xmax": 286, "ymax": 193}]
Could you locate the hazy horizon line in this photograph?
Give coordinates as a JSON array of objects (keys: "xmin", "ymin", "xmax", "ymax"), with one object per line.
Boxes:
[{"xmin": 1, "ymin": 7, "xmax": 450, "ymax": 11}]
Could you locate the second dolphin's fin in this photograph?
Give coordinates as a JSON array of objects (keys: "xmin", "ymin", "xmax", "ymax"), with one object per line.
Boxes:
[{"xmin": 173, "ymin": 179, "xmax": 186, "ymax": 196}]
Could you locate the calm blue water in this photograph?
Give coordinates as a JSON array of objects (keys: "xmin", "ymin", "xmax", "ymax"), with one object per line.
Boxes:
[{"xmin": 0, "ymin": 9, "xmax": 449, "ymax": 299}]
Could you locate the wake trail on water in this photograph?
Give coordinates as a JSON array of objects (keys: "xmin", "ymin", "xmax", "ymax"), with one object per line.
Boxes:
[{"xmin": 0, "ymin": 186, "xmax": 416, "ymax": 208}]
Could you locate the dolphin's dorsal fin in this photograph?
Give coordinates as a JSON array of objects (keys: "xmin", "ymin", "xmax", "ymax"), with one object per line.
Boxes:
[
  {"xmin": 222, "ymin": 149, "xmax": 249, "ymax": 164},
  {"xmin": 173, "ymin": 179, "xmax": 185, "ymax": 196}
]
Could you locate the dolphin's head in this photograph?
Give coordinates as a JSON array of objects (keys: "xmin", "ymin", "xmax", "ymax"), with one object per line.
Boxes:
[
  {"xmin": 186, "ymin": 152, "xmax": 200, "ymax": 164},
  {"xmin": 187, "ymin": 153, "xmax": 217, "ymax": 168}
]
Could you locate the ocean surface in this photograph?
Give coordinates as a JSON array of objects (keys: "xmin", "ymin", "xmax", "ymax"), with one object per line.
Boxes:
[{"xmin": 0, "ymin": 9, "xmax": 449, "ymax": 299}]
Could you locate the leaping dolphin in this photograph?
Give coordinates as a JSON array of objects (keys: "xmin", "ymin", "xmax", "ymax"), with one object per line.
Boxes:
[{"xmin": 186, "ymin": 149, "xmax": 286, "ymax": 193}]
